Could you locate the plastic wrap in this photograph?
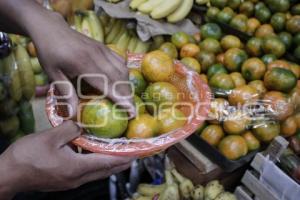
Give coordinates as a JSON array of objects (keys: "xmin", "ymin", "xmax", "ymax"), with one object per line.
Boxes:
[{"xmin": 46, "ymin": 53, "xmax": 212, "ymax": 157}]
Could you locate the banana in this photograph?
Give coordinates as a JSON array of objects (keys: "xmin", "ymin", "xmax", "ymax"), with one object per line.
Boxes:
[
  {"xmin": 116, "ymin": 31, "xmax": 131, "ymax": 51},
  {"xmin": 133, "ymin": 40, "xmax": 151, "ymax": 53},
  {"xmin": 105, "ymin": 18, "xmax": 117, "ymax": 36},
  {"xmin": 150, "ymin": 0, "xmax": 181, "ymax": 19},
  {"xmin": 99, "ymin": 13, "xmax": 110, "ymax": 27},
  {"xmin": 84, "ymin": 11, "xmax": 105, "ymax": 42},
  {"xmin": 137, "ymin": 184, "xmax": 166, "ymax": 196},
  {"xmin": 167, "ymin": 0, "xmax": 193, "ymax": 23},
  {"xmin": 138, "ymin": 0, "xmax": 164, "ymax": 14},
  {"xmin": 3, "ymin": 53, "xmax": 22, "ymax": 102},
  {"xmin": 15, "ymin": 45, "xmax": 36, "ymax": 100},
  {"xmin": 130, "ymin": 0, "xmax": 148, "ymax": 10},
  {"xmin": 74, "ymin": 14, "xmax": 83, "ymax": 33},
  {"xmin": 30, "ymin": 58, "xmax": 42, "ymax": 74},
  {"xmin": 105, "ymin": 20, "xmax": 122, "ymax": 44},
  {"xmin": 128, "ymin": 37, "xmax": 139, "ymax": 52},
  {"xmin": 111, "ymin": 23, "xmax": 126, "ymax": 44},
  {"xmin": 81, "ymin": 17, "xmax": 93, "ymax": 38}
]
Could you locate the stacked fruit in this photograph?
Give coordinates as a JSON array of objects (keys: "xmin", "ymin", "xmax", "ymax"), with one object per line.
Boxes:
[
  {"xmin": 133, "ymin": 165, "xmax": 236, "ymax": 200},
  {"xmin": 152, "ymin": 22, "xmax": 300, "ymax": 160},
  {"xmin": 73, "ymin": 10, "xmax": 154, "ymax": 55},
  {"xmin": 202, "ymin": 0, "xmax": 300, "ymax": 60},
  {"xmin": 0, "ymin": 41, "xmax": 36, "ymax": 140},
  {"xmin": 129, "ymin": 0, "xmax": 194, "ymax": 23},
  {"xmin": 81, "ymin": 50, "xmax": 188, "ymax": 139}
]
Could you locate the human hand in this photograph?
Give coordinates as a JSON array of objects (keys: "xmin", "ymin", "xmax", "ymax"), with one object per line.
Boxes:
[
  {"xmin": 0, "ymin": 121, "xmax": 134, "ymax": 199},
  {"xmin": 29, "ymin": 13, "xmax": 135, "ymax": 118}
]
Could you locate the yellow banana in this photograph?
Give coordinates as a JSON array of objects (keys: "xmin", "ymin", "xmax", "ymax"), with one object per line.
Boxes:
[
  {"xmin": 128, "ymin": 37, "xmax": 139, "ymax": 52},
  {"xmin": 133, "ymin": 40, "xmax": 151, "ymax": 53},
  {"xmin": 167, "ymin": 0, "xmax": 193, "ymax": 23},
  {"xmin": 81, "ymin": 17, "xmax": 93, "ymax": 38},
  {"xmin": 138, "ymin": 0, "xmax": 164, "ymax": 14},
  {"xmin": 137, "ymin": 184, "xmax": 166, "ymax": 196},
  {"xmin": 116, "ymin": 31, "xmax": 131, "ymax": 51},
  {"xmin": 3, "ymin": 53, "xmax": 22, "ymax": 102},
  {"xmin": 105, "ymin": 20, "xmax": 122, "ymax": 44},
  {"xmin": 150, "ymin": 0, "xmax": 181, "ymax": 19},
  {"xmin": 130, "ymin": 0, "xmax": 148, "ymax": 10},
  {"xmin": 15, "ymin": 45, "xmax": 36, "ymax": 100},
  {"xmin": 85, "ymin": 11, "xmax": 105, "ymax": 42},
  {"xmin": 74, "ymin": 14, "xmax": 83, "ymax": 33}
]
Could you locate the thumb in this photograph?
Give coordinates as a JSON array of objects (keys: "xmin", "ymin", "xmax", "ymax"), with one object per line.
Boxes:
[{"xmin": 52, "ymin": 70, "xmax": 79, "ymax": 119}]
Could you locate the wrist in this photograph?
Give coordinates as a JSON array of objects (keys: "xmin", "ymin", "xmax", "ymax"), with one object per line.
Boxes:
[{"xmin": 0, "ymin": 157, "xmax": 18, "ymax": 200}]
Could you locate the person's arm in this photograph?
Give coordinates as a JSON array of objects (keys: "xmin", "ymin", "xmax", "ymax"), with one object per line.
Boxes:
[
  {"xmin": 0, "ymin": 0, "xmax": 135, "ymax": 118},
  {"xmin": 0, "ymin": 121, "xmax": 134, "ymax": 200}
]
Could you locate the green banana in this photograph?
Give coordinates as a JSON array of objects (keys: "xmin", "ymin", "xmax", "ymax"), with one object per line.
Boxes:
[
  {"xmin": 98, "ymin": 13, "xmax": 110, "ymax": 27},
  {"xmin": 130, "ymin": 0, "xmax": 148, "ymax": 10},
  {"xmin": 167, "ymin": 0, "xmax": 193, "ymax": 23},
  {"xmin": 3, "ymin": 53, "xmax": 22, "ymax": 102},
  {"xmin": 15, "ymin": 45, "xmax": 36, "ymax": 100},
  {"xmin": 18, "ymin": 100, "xmax": 35, "ymax": 134},
  {"xmin": 74, "ymin": 14, "xmax": 83, "ymax": 33},
  {"xmin": 133, "ymin": 40, "xmax": 151, "ymax": 53},
  {"xmin": 138, "ymin": 0, "xmax": 164, "ymax": 14},
  {"xmin": 0, "ymin": 116, "xmax": 20, "ymax": 137},
  {"xmin": 105, "ymin": 18, "xmax": 117, "ymax": 36},
  {"xmin": 105, "ymin": 20, "xmax": 123, "ymax": 44},
  {"xmin": 83, "ymin": 11, "xmax": 105, "ymax": 42},
  {"xmin": 150, "ymin": 0, "xmax": 181, "ymax": 19},
  {"xmin": 81, "ymin": 17, "xmax": 93, "ymax": 38},
  {"xmin": 111, "ymin": 24, "xmax": 126, "ymax": 44},
  {"xmin": 116, "ymin": 31, "xmax": 131, "ymax": 51},
  {"xmin": 128, "ymin": 37, "xmax": 139, "ymax": 52},
  {"xmin": 30, "ymin": 58, "xmax": 42, "ymax": 74},
  {"xmin": 137, "ymin": 184, "xmax": 166, "ymax": 196}
]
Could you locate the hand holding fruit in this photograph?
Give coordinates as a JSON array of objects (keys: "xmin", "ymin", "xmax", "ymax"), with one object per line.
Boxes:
[{"xmin": 0, "ymin": 121, "xmax": 134, "ymax": 200}]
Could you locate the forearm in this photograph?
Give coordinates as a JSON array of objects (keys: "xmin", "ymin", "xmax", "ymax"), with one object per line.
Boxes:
[{"xmin": 0, "ymin": 0, "xmax": 66, "ymax": 38}]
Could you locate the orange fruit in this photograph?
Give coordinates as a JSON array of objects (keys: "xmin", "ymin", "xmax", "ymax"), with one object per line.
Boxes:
[
  {"xmin": 171, "ymin": 32, "xmax": 190, "ymax": 49},
  {"xmin": 157, "ymin": 108, "xmax": 187, "ymax": 135},
  {"xmin": 216, "ymin": 53, "xmax": 225, "ymax": 64},
  {"xmin": 230, "ymin": 72, "xmax": 246, "ymax": 87},
  {"xmin": 180, "ymin": 43, "xmax": 200, "ymax": 58},
  {"xmin": 248, "ymin": 80, "xmax": 267, "ymax": 97},
  {"xmin": 267, "ymin": 60, "xmax": 291, "ymax": 71},
  {"xmin": 223, "ymin": 111, "xmax": 250, "ymax": 135},
  {"xmin": 224, "ymin": 48, "xmax": 248, "ymax": 72},
  {"xmin": 218, "ymin": 135, "xmax": 248, "ymax": 160},
  {"xmin": 181, "ymin": 57, "xmax": 201, "ymax": 73},
  {"xmin": 129, "ymin": 69, "xmax": 148, "ymax": 96},
  {"xmin": 208, "ymin": 98, "xmax": 229, "ymax": 124},
  {"xmin": 159, "ymin": 42, "xmax": 178, "ymax": 59},
  {"xmin": 228, "ymin": 85, "xmax": 259, "ymax": 106},
  {"xmin": 196, "ymin": 51, "xmax": 216, "ymax": 72},
  {"xmin": 289, "ymin": 87, "xmax": 300, "ymax": 111},
  {"xmin": 246, "ymin": 18, "xmax": 261, "ymax": 35},
  {"xmin": 242, "ymin": 131, "xmax": 260, "ymax": 151},
  {"xmin": 201, "ymin": 125, "xmax": 225, "ymax": 147},
  {"xmin": 221, "ymin": 35, "xmax": 242, "ymax": 50},
  {"xmin": 281, "ymin": 116, "xmax": 297, "ymax": 137},
  {"xmin": 134, "ymin": 95, "xmax": 146, "ymax": 116},
  {"xmin": 289, "ymin": 63, "xmax": 300, "ymax": 79},
  {"xmin": 126, "ymin": 114, "xmax": 160, "ymax": 139},
  {"xmin": 263, "ymin": 91, "xmax": 293, "ymax": 121},
  {"xmin": 81, "ymin": 99, "xmax": 128, "ymax": 138},
  {"xmin": 199, "ymin": 74, "xmax": 208, "ymax": 84},
  {"xmin": 143, "ymin": 82, "xmax": 179, "ymax": 114},
  {"xmin": 141, "ymin": 50, "xmax": 175, "ymax": 82},
  {"xmin": 255, "ymin": 24, "xmax": 275, "ymax": 38},
  {"xmin": 253, "ymin": 122, "xmax": 280, "ymax": 143},
  {"xmin": 241, "ymin": 58, "xmax": 266, "ymax": 81}
]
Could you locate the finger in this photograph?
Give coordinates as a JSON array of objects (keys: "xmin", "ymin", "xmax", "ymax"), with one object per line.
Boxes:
[
  {"xmin": 53, "ymin": 70, "xmax": 78, "ymax": 118},
  {"xmin": 77, "ymin": 162, "xmax": 131, "ymax": 185},
  {"xmin": 76, "ymin": 153, "xmax": 135, "ymax": 173},
  {"xmin": 50, "ymin": 120, "xmax": 81, "ymax": 147}
]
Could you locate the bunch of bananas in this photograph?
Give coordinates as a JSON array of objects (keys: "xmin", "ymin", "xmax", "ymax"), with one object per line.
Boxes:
[
  {"xmin": 130, "ymin": 0, "xmax": 194, "ymax": 23},
  {"xmin": 132, "ymin": 164, "xmax": 236, "ymax": 200},
  {"xmin": 73, "ymin": 10, "xmax": 155, "ymax": 54},
  {"xmin": 105, "ymin": 0, "xmax": 124, "ymax": 3}
]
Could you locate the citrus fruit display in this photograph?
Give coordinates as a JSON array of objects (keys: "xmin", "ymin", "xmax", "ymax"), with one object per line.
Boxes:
[
  {"xmin": 223, "ymin": 111, "xmax": 250, "ymax": 135},
  {"xmin": 81, "ymin": 99, "xmax": 128, "ymax": 138},
  {"xmin": 218, "ymin": 135, "xmax": 248, "ymax": 160},
  {"xmin": 141, "ymin": 50, "xmax": 175, "ymax": 82}
]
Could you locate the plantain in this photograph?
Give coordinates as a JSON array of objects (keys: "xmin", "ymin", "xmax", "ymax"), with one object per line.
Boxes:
[
  {"xmin": 104, "ymin": 18, "xmax": 117, "ymax": 36},
  {"xmin": 111, "ymin": 23, "xmax": 126, "ymax": 44},
  {"xmin": 98, "ymin": 13, "xmax": 110, "ymax": 27},
  {"xmin": 167, "ymin": 0, "xmax": 193, "ymax": 23},
  {"xmin": 128, "ymin": 36, "xmax": 139, "ymax": 52},
  {"xmin": 81, "ymin": 17, "xmax": 93, "ymax": 38},
  {"xmin": 105, "ymin": 20, "xmax": 123, "ymax": 44},
  {"xmin": 133, "ymin": 40, "xmax": 151, "ymax": 53},
  {"xmin": 74, "ymin": 13, "xmax": 83, "ymax": 33},
  {"xmin": 30, "ymin": 57, "xmax": 42, "ymax": 74},
  {"xmin": 150, "ymin": 0, "xmax": 181, "ymax": 19},
  {"xmin": 130, "ymin": 0, "xmax": 149, "ymax": 10},
  {"xmin": 15, "ymin": 45, "xmax": 35, "ymax": 100},
  {"xmin": 138, "ymin": 0, "xmax": 164, "ymax": 14},
  {"xmin": 116, "ymin": 31, "xmax": 131, "ymax": 51},
  {"xmin": 137, "ymin": 183, "xmax": 166, "ymax": 197},
  {"xmin": 2, "ymin": 53, "xmax": 22, "ymax": 102}
]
